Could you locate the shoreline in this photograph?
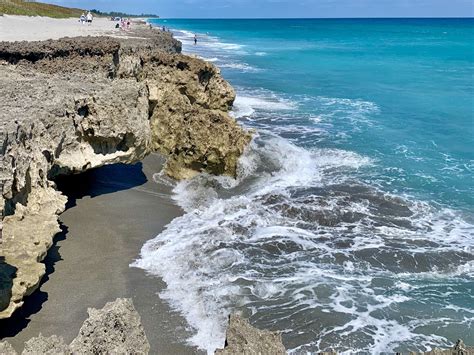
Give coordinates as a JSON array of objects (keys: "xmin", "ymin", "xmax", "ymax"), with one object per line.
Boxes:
[
  {"xmin": 2, "ymin": 13, "xmax": 472, "ymax": 355},
  {"xmin": 0, "ymin": 154, "xmax": 201, "ymax": 354}
]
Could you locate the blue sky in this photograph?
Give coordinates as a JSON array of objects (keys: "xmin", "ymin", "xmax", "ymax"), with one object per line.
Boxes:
[{"xmin": 46, "ymin": 0, "xmax": 474, "ymax": 18}]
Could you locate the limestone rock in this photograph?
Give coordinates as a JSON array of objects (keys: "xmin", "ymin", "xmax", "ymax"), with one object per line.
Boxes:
[
  {"xmin": 0, "ymin": 24, "xmax": 250, "ymax": 318},
  {"xmin": 0, "ymin": 341, "xmax": 17, "ymax": 355},
  {"xmin": 215, "ymin": 314, "xmax": 286, "ymax": 355},
  {"xmin": 70, "ymin": 298, "xmax": 150, "ymax": 355},
  {"xmin": 22, "ymin": 334, "xmax": 70, "ymax": 355}
]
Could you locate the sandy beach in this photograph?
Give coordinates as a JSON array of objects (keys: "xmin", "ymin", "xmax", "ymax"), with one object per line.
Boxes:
[
  {"xmin": 0, "ymin": 154, "xmax": 201, "ymax": 353},
  {"xmin": 0, "ymin": 15, "xmax": 125, "ymax": 41}
]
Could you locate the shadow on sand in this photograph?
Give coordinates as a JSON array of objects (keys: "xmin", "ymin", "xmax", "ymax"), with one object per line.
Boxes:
[
  {"xmin": 0, "ymin": 162, "xmax": 148, "ymax": 338},
  {"xmin": 0, "ymin": 257, "xmax": 17, "ymax": 314},
  {"xmin": 56, "ymin": 162, "xmax": 148, "ymax": 209}
]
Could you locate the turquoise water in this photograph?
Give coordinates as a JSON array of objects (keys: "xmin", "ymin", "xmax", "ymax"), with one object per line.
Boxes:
[{"xmin": 136, "ymin": 19, "xmax": 474, "ymax": 353}]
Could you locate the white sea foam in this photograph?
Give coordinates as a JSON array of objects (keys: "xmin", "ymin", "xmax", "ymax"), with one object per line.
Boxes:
[
  {"xmin": 131, "ymin": 134, "xmax": 474, "ymax": 353},
  {"xmin": 232, "ymin": 96, "xmax": 296, "ymax": 118},
  {"xmin": 139, "ymin": 24, "xmax": 474, "ymax": 354},
  {"xmin": 219, "ymin": 62, "xmax": 261, "ymax": 72},
  {"xmin": 133, "ymin": 135, "xmax": 474, "ymax": 353},
  {"xmin": 231, "ymin": 89, "xmax": 297, "ymax": 119}
]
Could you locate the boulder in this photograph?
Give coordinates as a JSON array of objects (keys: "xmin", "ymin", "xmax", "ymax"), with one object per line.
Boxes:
[
  {"xmin": 215, "ymin": 314, "xmax": 286, "ymax": 355},
  {"xmin": 69, "ymin": 298, "xmax": 150, "ymax": 354}
]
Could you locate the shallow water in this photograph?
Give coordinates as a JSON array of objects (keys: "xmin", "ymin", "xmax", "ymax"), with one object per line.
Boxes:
[{"xmin": 133, "ymin": 19, "xmax": 474, "ymax": 353}]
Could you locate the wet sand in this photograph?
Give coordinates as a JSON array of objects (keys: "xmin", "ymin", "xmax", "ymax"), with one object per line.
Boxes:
[{"xmin": 0, "ymin": 154, "xmax": 201, "ymax": 354}]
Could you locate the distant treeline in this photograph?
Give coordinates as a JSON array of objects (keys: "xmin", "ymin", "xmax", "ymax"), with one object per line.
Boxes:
[{"xmin": 90, "ymin": 9, "xmax": 159, "ymax": 18}]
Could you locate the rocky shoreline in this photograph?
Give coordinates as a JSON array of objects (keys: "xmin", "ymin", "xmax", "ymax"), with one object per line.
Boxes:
[
  {"xmin": 0, "ymin": 20, "xmax": 472, "ymax": 355},
  {"xmin": 0, "ymin": 25, "xmax": 250, "ymax": 321},
  {"xmin": 0, "ymin": 298, "xmax": 287, "ymax": 355}
]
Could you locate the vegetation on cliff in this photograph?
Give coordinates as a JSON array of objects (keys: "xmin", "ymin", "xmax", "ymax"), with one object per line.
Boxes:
[
  {"xmin": 0, "ymin": 0, "xmax": 159, "ymax": 18},
  {"xmin": 0, "ymin": 0, "xmax": 83, "ymax": 18}
]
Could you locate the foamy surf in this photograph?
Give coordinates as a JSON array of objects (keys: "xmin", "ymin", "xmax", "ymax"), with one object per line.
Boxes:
[
  {"xmin": 132, "ymin": 134, "xmax": 473, "ymax": 353},
  {"xmin": 140, "ymin": 19, "xmax": 474, "ymax": 354}
]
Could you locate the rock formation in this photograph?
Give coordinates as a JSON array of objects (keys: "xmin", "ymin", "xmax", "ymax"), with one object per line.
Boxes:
[
  {"xmin": 1, "ymin": 298, "xmax": 150, "ymax": 354},
  {"xmin": 215, "ymin": 314, "xmax": 286, "ymax": 355},
  {"xmin": 23, "ymin": 335, "xmax": 70, "ymax": 355},
  {"xmin": 0, "ymin": 340, "xmax": 17, "ymax": 355},
  {"xmin": 70, "ymin": 298, "xmax": 150, "ymax": 354},
  {"xmin": 0, "ymin": 26, "xmax": 251, "ymax": 318}
]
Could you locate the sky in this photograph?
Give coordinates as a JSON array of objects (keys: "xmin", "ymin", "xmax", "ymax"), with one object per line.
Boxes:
[{"xmin": 45, "ymin": 0, "xmax": 474, "ymax": 18}]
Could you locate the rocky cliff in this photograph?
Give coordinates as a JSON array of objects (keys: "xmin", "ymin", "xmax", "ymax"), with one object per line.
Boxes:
[{"xmin": 0, "ymin": 27, "xmax": 251, "ymax": 319}]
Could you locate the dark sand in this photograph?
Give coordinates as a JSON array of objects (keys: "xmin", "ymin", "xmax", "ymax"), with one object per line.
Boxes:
[{"xmin": 0, "ymin": 154, "xmax": 201, "ymax": 354}]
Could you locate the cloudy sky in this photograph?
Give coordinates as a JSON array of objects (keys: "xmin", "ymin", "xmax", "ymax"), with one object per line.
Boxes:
[{"xmin": 45, "ymin": 0, "xmax": 474, "ymax": 18}]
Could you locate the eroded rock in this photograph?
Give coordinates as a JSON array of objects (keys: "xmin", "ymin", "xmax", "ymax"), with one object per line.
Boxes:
[
  {"xmin": 0, "ymin": 341, "xmax": 17, "ymax": 355},
  {"xmin": 22, "ymin": 335, "xmax": 70, "ymax": 355},
  {"xmin": 2, "ymin": 299, "xmax": 149, "ymax": 354},
  {"xmin": 215, "ymin": 314, "xmax": 286, "ymax": 355},
  {"xmin": 0, "ymin": 24, "xmax": 250, "ymax": 319},
  {"xmin": 70, "ymin": 298, "xmax": 150, "ymax": 354}
]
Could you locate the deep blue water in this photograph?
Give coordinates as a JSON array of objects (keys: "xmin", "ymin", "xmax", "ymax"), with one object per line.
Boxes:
[{"xmin": 135, "ymin": 19, "xmax": 474, "ymax": 353}]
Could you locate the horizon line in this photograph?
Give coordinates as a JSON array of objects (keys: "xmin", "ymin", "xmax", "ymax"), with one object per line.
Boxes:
[{"xmin": 152, "ymin": 16, "xmax": 474, "ymax": 20}]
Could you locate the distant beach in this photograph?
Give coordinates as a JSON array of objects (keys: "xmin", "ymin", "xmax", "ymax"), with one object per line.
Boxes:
[{"xmin": 0, "ymin": 15, "xmax": 120, "ymax": 41}]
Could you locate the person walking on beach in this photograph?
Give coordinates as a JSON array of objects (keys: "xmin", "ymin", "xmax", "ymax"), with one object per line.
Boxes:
[
  {"xmin": 194, "ymin": 34, "xmax": 198, "ymax": 45},
  {"xmin": 86, "ymin": 11, "xmax": 93, "ymax": 26},
  {"xmin": 80, "ymin": 13, "xmax": 86, "ymax": 25}
]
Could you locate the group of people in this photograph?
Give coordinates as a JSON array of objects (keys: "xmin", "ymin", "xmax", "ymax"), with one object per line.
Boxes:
[
  {"xmin": 117, "ymin": 18, "xmax": 132, "ymax": 30},
  {"xmin": 79, "ymin": 12, "xmax": 93, "ymax": 25}
]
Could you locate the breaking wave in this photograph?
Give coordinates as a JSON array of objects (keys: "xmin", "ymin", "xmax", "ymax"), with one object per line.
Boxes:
[
  {"xmin": 138, "ymin": 21, "xmax": 474, "ymax": 354},
  {"xmin": 133, "ymin": 134, "xmax": 474, "ymax": 353}
]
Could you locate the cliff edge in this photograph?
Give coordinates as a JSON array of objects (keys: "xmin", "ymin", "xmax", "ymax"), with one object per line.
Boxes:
[{"xmin": 0, "ymin": 27, "xmax": 251, "ymax": 319}]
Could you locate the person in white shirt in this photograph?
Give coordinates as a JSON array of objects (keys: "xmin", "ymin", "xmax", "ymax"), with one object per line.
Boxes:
[{"xmin": 86, "ymin": 12, "xmax": 93, "ymax": 26}]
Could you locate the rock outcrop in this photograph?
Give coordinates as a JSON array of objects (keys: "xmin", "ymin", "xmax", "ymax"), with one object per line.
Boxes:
[
  {"xmin": 70, "ymin": 298, "xmax": 150, "ymax": 354},
  {"xmin": 215, "ymin": 314, "xmax": 286, "ymax": 355},
  {"xmin": 0, "ymin": 26, "xmax": 250, "ymax": 318},
  {"xmin": 23, "ymin": 335, "xmax": 70, "ymax": 355},
  {"xmin": 0, "ymin": 341, "xmax": 17, "ymax": 355},
  {"xmin": 0, "ymin": 298, "xmax": 150, "ymax": 354}
]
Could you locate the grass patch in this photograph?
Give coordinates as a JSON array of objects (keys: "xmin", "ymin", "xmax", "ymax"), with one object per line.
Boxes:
[{"xmin": 0, "ymin": 0, "xmax": 84, "ymax": 18}]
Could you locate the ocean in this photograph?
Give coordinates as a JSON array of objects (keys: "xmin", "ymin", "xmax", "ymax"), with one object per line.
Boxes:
[{"xmin": 133, "ymin": 19, "xmax": 474, "ymax": 353}]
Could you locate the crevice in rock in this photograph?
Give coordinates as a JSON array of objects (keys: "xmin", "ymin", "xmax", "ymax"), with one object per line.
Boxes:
[{"xmin": 76, "ymin": 105, "xmax": 89, "ymax": 118}]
